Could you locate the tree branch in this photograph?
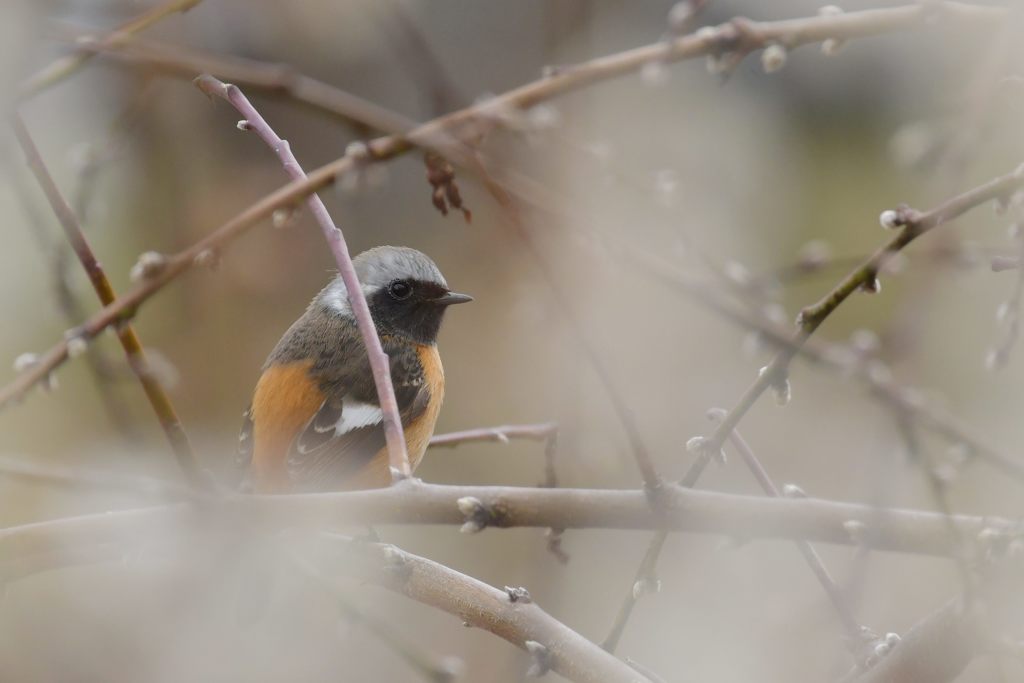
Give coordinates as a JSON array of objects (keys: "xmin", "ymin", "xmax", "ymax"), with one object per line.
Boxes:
[
  {"xmin": 1, "ymin": 483, "xmax": 1015, "ymax": 561},
  {"xmin": 20, "ymin": 0, "xmax": 204, "ymax": 97},
  {"xmin": 11, "ymin": 113, "xmax": 210, "ymax": 490},
  {"xmin": 305, "ymin": 534, "xmax": 650, "ymax": 683}
]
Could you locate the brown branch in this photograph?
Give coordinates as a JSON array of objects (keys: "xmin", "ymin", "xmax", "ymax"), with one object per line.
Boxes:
[
  {"xmin": 1, "ymin": 3, "xmax": 1009, "ymax": 411},
  {"xmin": 11, "ymin": 113, "xmax": 210, "ymax": 490},
  {"xmin": 699, "ymin": 164, "xmax": 1024, "ymax": 459},
  {"xmin": 2, "ymin": 483, "xmax": 1015, "ymax": 561},
  {"xmin": 194, "ymin": 75, "xmax": 412, "ymax": 481},
  {"xmin": 20, "ymin": 0, "xmax": 204, "ymax": 97},
  {"xmin": 67, "ymin": 35, "xmax": 415, "ymax": 135},
  {"xmin": 4, "ymin": 159, "xmax": 140, "ymax": 438},
  {"xmin": 623, "ymin": 243, "xmax": 1024, "ymax": 483}
]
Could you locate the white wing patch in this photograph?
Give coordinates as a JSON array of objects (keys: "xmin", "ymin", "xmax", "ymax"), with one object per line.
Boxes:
[{"xmin": 335, "ymin": 399, "xmax": 383, "ymax": 436}]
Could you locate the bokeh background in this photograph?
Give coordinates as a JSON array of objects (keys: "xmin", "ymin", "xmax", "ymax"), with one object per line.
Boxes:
[{"xmin": 2, "ymin": 1, "xmax": 1024, "ymax": 681}]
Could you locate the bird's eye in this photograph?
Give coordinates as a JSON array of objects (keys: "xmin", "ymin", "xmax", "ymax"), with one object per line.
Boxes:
[{"xmin": 387, "ymin": 279, "xmax": 413, "ymax": 300}]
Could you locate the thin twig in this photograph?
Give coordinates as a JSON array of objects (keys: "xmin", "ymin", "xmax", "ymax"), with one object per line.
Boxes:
[
  {"xmin": 700, "ymin": 164, "xmax": 1024, "ymax": 458},
  {"xmin": 428, "ymin": 423, "xmax": 558, "ymax": 449},
  {"xmin": 66, "ymin": 34, "xmax": 415, "ymax": 134},
  {"xmin": 601, "ymin": 168, "xmax": 1024, "ymax": 652},
  {"xmin": 720, "ymin": 417, "xmax": 863, "ymax": 643},
  {"xmin": 4, "ymin": 161, "xmax": 139, "ymax": 438},
  {"xmin": 20, "ymin": 0, "xmax": 204, "ymax": 97},
  {"xmin": 11, "ymin": 113, "xmax": 209, "ymax": 490},
  {"xmin": 894, "ymin": 414, "xmax": 976, "ymax": 603},
  {"xmin": 195, "ymin": 74, "xmax": 412, "ymax": 481}
]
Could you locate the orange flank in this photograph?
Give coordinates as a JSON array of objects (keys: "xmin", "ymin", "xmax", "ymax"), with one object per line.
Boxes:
[{"xmin": 250, "ymin": 361, "xmax": 323, "ymax": 492}]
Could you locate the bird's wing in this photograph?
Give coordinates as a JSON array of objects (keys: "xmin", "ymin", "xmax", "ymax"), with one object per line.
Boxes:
[{"xmin": 286, "ymin": 341, "xmax": 431, "ymax": 491}]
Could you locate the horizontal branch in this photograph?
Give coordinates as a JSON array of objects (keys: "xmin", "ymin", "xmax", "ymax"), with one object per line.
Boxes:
[
  {"xmin": 1, "ymin": 483, "xmax": 1014, "ymax": 561},
  {"xmin": 428, "ymin": 422, "xmax": 557, "ymax": 449}
]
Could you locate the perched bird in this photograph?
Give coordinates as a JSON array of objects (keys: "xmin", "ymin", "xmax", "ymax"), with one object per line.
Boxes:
[{"xmin": 236, "ymin": 246, "xmax": 471, "ymax": 492}]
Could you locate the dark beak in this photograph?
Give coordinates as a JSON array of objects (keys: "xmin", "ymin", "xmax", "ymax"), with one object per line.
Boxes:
[{"xmin": 433, "ymin": 291, "xmax": 473, "ymax": 306}]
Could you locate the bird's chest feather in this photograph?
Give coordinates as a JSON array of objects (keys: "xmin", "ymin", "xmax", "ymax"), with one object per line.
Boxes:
[{"xmin": 406, "ymin": 344, "xmax": 444, "ymax": 468}]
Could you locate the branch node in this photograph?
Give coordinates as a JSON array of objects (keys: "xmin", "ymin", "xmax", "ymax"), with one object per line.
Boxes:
[
  {"xmin": 631, "ymin": 576, "xmax": 662, "ymax": 600},
  {"xmin": 523, "ymin": 640, "xmax": 551, "ymax": 677},
  {"xmin": 843, "ymin": 519, "xmax": 867, "ymax": 544},
  {"xmin": 129, "ymin": 251, "xmax": 168, "ymax": 283},
  {"xmin": 193, "ymin": 248, "xmax": 220, "ymax": 270},
  {"xmin": 504, "ymin": 586, "xmax": 533, "ymax": 603},
  {"xmin": 781, "ymin": 482, "xmax": 807, "ymax": 498},
  {"xmin": 456, "ymin": 496, "xmax": 492, "ymax": 533}
]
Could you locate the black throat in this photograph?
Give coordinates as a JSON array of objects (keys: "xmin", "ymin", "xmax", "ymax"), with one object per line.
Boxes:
[{"xmin": 366, "ymin": 279, "xmax": 450, "ymax": 345}]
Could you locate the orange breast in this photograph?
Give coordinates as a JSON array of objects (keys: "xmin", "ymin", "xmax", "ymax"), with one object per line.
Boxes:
[
  {"xmin": 407, "ymin": 343, "xmax": 445, "ymax": 469},
  {"xmin": 341, "ymin": 344, "xmax": 445, "ymax": 490},
  {"xmin": 249, "ymin": 361, "xmax": 323, "ymax": 493}
]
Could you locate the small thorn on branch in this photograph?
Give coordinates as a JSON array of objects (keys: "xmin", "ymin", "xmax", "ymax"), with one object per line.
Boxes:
[
  {"xmin": 129, "ymin": 251, "xmax": 168, "ymax": 283},
  {"xmin": 504, "ymin": 586, "xmax": 533, "ymax": 603},
  {"xmin": 456, "ymin": 496, "xmax": 494, "ymax": 533}
]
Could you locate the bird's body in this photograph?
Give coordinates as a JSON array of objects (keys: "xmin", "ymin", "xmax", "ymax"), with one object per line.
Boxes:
[{"xmin": 237, "ymin": 246, "xmax": 470, "ymax": 493}]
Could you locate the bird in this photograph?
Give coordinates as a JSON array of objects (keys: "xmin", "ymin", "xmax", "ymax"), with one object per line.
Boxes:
[{"xmin": 235, "ymin": 246, "xmax": 472, "ymax": 493}]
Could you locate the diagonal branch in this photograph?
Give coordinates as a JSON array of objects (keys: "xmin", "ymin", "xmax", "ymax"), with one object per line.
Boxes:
[
  {"xmin": 305, "ymin": 534, "xmax": 651, "ymax": 683},
  {"xmin": 21, "ymin": 0, "xmax": 204, "ymax": 97},
  {"xmin": 194, "ymin": 74, "xmax": 412, "ymax": 482},
  {"xmin": 11, "ymin": 113, "xmax": 210, "ymax": 490},
  {"xmin": 700, "ymin": 163, "xmax": 1024, "ymax": 460}
]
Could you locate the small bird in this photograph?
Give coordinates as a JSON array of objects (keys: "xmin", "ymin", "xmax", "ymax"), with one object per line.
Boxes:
[{"xmin": 236, "ymin": 246, "xmax": 471, "ymax": 492}]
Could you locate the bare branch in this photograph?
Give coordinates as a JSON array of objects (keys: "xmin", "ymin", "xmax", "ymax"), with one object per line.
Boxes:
[
  {"xmin": 11, "ymin": 113, "xmax": 210, "ymax": 490},
  {"xmin": 429, "ymin": 423, "xmax": 558, "ymax": 449},
  {"xmin": 20, "ymin": 0, "xmax": 204, "ymax": 97},
  {"xmin": 305, "ymin": 535, "xmax": 650, "ymax": 683},
  {"xmin": 701, "ymin": 163, "xmax": 1024, "ymax": 459},
  {"xmin": 1, "ymin": 483, "xmax": 1016, "ymax": 561}
]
